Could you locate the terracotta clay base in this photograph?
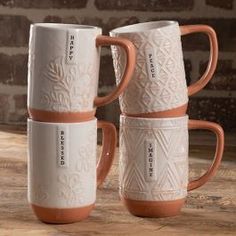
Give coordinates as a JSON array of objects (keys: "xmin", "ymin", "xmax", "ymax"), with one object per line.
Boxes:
[
  {"xmin": 123, "ymin": 103, "xmax": 188, "ymax": 119},
  {"xmin": 31, "ymin": 203, "xmax": 95, "ymax": 224},
  {"xmin": 121, "ymin": 197, "xmax": 186, "ymax": 218},
  {"xmin": 28, "ymin": 108, "xmax": 96, "ymax": 123}
]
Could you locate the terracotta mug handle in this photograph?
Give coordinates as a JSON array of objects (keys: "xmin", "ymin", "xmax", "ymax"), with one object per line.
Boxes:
[
  {"xmin": 94, "ymin": 35, "xmax": 136, "ymax": 107},
  {"xmin": 188, "ymin": 119, "xmax": 224, "ymax": 191},
  {"xmin": 96, "ymin": 120, "xmax": 117, "ymax": 187},
  {"xmin": 180, "ymin": 25, "xmax": 218, "ymax": 96}
]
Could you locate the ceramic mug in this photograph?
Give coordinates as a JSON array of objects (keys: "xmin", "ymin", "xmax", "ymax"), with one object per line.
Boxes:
[
  {"xmin": 110, "ymin": 21, "xmax": 218, "ymax": 118},
  {"xmin": 28, "ymin": 118, "xmax": 116, "ymax": 223},
  {"xmin": 119, "ymin": 115, "xmax": 224, "ymax": 217},
  {"xmin": 28, "ymin": 23, "xmax": 136, "ymax": 123}
]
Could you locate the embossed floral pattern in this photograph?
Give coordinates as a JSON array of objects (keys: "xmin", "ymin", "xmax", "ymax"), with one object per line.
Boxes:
[
  {"xmin": 31, "ymin": 183, "xmax": 49, "ymax": 204},
  {"xmin": 29, "ymin": 122, "xmax": 97, "ymax": 208},
  {"xmin": 76, "ymin": 146, "xmax": 96, "ymax": 173},
  {"xmin": 57, "ymin": 173, "xmax": 85, "ymax": 205},
  {"xmin": 76, "ymin": 127, "xmax": 96, "ymax": 175},
  {"xmin": 76, "ymin": 63, "xmax": 98, "ymax": 109},
  {"xmin": 40, "ymin": 56, "xmax": 97, "ymax": 112}
]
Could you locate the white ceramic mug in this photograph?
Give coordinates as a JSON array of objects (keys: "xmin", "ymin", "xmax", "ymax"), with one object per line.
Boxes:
[
  {"xmin": 28, "ymin": 118, "xmax": 117, "ymax": 223},
  {"xmin": 28, "ymin": 23, "xmax": 136, "ymax": 122},
  {"xmin": 119, "ymin": 115, "xmax": 224, "ymax": 217},
  {"xmin": 110, "ymin": 21, "xmax": 218, "ymax": 117}
]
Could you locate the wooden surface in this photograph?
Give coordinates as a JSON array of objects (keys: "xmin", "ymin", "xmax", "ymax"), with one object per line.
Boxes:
[{"xmin": 0, "ymin": 128, "xmax": 236, "ymax": 236}]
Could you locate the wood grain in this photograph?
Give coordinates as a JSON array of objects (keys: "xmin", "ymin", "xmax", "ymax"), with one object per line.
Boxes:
[{"xmin": 0, "ymin": 130, "xmax": 235, "ymax": 236}]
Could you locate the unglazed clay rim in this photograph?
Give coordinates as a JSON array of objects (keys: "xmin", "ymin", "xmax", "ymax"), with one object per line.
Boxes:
[
  {"xmin": 110, "ymin": 20, "xmax": 178, "ymax": 34},
  {"xmin": 31, "ymin": 203, "xmax": 95, "ymax": 224},
  {"xmin": 122, "ymin": 104, "xmax": 188, "ymax": 119},
  {"xmin": 121, "ymin": 197, "xmax": 186, "ymax": 218},
  {"xmin": 28, "ymin": 108, "xmax": 97, "ymax": 123}
]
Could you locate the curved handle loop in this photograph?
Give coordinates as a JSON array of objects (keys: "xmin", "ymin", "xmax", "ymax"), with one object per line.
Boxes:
[
  {"xmin": 96, "ymin": 120, "xmax": 117, "ymax": 187},
  {"xmin": 180, "ymin": 25, "xmax": 218, "ymax": 96},
  {"xmin": 188, "ymin": 120, "xmax": 224, "ymax": 191},
  {"xmin": 94, "ymin": 35, "xmax": 136, "ymax": 107}
]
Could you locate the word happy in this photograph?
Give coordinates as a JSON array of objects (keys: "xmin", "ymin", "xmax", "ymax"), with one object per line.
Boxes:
[
  {"xmin": 66, "ymin": 32, "xmax": 77, "ymax": 64},
  {"xmin": 68, "ymin": 35, "xmax": 75, "ymax": 61}
]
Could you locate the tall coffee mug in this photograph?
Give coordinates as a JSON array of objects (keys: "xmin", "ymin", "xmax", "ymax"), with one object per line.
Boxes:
[
  {"xmin": 28, "ymin": 118, "xmax": 116, "ymax": 223},
  {"xmin": 119, "ymin": 115, "xmax": 224, "ymax": 217},
  {"xmin": 28, "ymin": 23, "xmax": 136, "ymax": 122},
  {"xmin": 110, "ymin": 21, "xmax": 218, "ymax": 118}
]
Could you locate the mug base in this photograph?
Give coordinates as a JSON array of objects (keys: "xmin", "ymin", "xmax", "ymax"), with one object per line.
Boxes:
[
  {"xmin": 31, "ymin": 203, "xmax": 95, "ymax": 224},
  {"xmin": 28, "ymin": 107, "xmax": 96, "ymax": 123},
  {"xmin": 123, "ymin": 103, "xmax": 188, "ymax": 118},
  {"xmin": 121, "ymin": 197, "xmax": 185, "ymax": 218}
]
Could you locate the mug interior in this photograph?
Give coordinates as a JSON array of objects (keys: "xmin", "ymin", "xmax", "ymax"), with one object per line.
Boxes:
[{"xmin": 111, "ymin": 21, "xmax": 177, "ymax": 34}]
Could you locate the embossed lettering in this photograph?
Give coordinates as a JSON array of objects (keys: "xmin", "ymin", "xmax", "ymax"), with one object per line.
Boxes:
[
  {"xmin": 57, "ymin": 126, "xmax": 68, "ymax": 167},
  {"xmin": 145, "ymin": 49, "xmax": 158, "ymax": 80},
  {"xmin": 66, "ymin": 32, "xmax": 78, "ymax": 64},
  {"xmin": 145, "ymin": 139, "xmax": 157, "ymax": 181}
]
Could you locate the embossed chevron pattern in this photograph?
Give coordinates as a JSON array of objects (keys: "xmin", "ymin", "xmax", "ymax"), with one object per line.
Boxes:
[
  {"xmin": 119, "ymin": 115, "xmax": 188, "ymax": 201},
  {"xmin": 111, "ymin": 23, "xmax": 188, "ymax": 114}
]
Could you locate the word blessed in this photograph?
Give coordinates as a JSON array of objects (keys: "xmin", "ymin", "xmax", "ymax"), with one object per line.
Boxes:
[
  {"xmin": 145, "ymin": 140, "xmax": 156, "ymax": 181},
  {"xmin": 57, "ymin": 127, "xmax": 68, "ymax": 167},
  {"xmin": 66, "ymin": 32, "xmax": 78, "ymax": 64},
  {"xmin": 145, "ymin": 49, "xmax": 157, "ymax": 80}
]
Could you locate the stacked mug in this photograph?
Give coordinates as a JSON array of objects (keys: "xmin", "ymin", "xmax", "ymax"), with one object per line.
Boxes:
[
  {"xmin": 110, "ymin": 21, "xmax": 224, "ymax": 217},
  {"xmin": 27, "ymin": 21, "xmax": 225, "ymax": 223},
  {"xmin": 27, "ymin": 23, "xmax": 136, "ymax": 223}
]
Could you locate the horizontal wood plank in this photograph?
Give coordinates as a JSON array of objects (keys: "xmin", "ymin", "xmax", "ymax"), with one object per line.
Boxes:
[{"xmin": 0, "ymin": 129, "xmax": 235, "ymax": 235}]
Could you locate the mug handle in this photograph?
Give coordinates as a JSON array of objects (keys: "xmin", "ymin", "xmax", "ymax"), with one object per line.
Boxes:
[
  {"xmin": 188, "ymin": 120, "xmax": 224, "ymax": 191},
  {"xmin": 180, "ymin": 25, "xmax": 218, "ymax": 96},
  {"xmin": 96, "ymin": 120, "xmax": 117, "ymax": 187},
  {"xmin": 94, "ymin": 35, "xmax": 136, "ymax": 107}
]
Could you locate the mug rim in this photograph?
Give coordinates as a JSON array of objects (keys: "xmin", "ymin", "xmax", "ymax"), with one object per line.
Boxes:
[
  {"xmin": 120, "ymin": 115, "xmax": 188, "ymax": 129},
  {"xmin": 31, "ymin": 23, "xmax": 101, "ymax": 31},
  {"xmin": 27, "ymin": 118, "xmax": 97, "ymax": 126},
  {"xmin": 110, "ymin": 20, "xmax": 178, "ymax": 34},
  {"xmin": 120, "ymin": 114, "xmax": 188, "ymax": 122}
]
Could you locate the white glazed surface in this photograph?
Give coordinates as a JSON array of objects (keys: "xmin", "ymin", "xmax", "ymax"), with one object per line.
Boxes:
[
  {"xmin": 110, "ymin": 22, "xmax": 188, "ymax": 114},
  {"xmin": 119, "ymin": 115, "xmax": 188, "ymax": 201},
  {"xmin": 28, "ymin": 24, "xmax": 101, "ymax": 112},
  {"xmin": 27, "ymin": 118, "xmax": 97, "ymax": 208}
]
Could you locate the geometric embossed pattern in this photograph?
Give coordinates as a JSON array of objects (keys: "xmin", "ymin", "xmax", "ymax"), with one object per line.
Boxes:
[
  {"xmin": 119, "ymin": 115, "xmax": 188, "ymax": 201},
  {"xmin": 111, "ymin": 23, "xmax": 188, "ymax": 114}
]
